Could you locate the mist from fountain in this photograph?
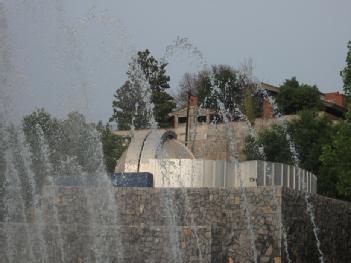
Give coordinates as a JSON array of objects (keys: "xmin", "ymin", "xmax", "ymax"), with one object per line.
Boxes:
[
  {"xmin": 245, "ymin": 91, "xmax": 292, "ymax": 263},
  {"xmin": 2, "ymin": 130, "xmax": 35, "ymax": 262},
  {"xmin": 6, "ymin": 126, "xmax": 50, "ymax": 262},
  {"xmin": 155, "ymin": 144, "xmax": 204, "ymax": 261},
  {"xmin": 34, "ymin": 125, "xmax": 65, "ymax": 262},
  {"xmin": 162, "ymin": 36, "xmax": 207, "ymax": 68},
  {"xmin": 209, "ymin": 80, "xmax": 258, "ymax": 263},
  {"xmin": 1, "ymin": 114, "xmax": 130, "ymax": 263},
  {"xmin": 0, "ymin": 2, "xmax": 130, "ymax": 262}
]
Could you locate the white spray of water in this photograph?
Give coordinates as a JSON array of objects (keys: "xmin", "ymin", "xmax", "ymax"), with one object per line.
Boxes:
[
  {"xmin": 162, "ymin": 36, "xmax": 208, "ymax": 70},
  {"xmin": 34, "ymin": 124, "xmax": 65, "ymax": 262},
  {"xmin": 237, "ymin": 62, "xmax": 293, "ymax": 263},
  {"xmin": 3, "ymin": 147, "xmax": 35, "ymax": 262},
  {"xmin": 6, "ymin": 127, "xmax": 50, "ymax": 262}
]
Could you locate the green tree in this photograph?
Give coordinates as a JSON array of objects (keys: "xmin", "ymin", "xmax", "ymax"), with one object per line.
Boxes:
[
  {"xmin": 22, "ymin": 108, "xmax": 62, "ymax": 153},
  {"xmin": 244, "ymin": 134, "xmax": 264, "ymax": 161},
  {"xmin": 320, "ymin": 113, "xmax": 351, "ymax": 201},
  {"xmin": 191, "ymin": 65, "xmax": 245, "ymax": 116},
  {"xmin": 340, "ymin": 41, "xmax": 351, "ymax": 98},
  {"xmin": 243, "ymin": 111, "xmax": 347, "ymax": 200},
  {"xmin": 97, "ymin": 122, "xmax": 129, "ymax": 173},
  {"xmin": 111, "ymin": 81, "xmax": 146, "ymax": 130},
  {"xmin": 111, "ymin": 49, "xmax": 175, "ymax": 130},
  {"xmin": 276, "ymin": 77, "xmax": 322, "ymax": 114},
  {"xmin": 258, "ymin": 125, "xmax": 293, "ymax": 163},
  {"xmin": 288, "ymin": 111, "xmax": 333, "ymax": 174},
  {"xmin": 23, "ymin": 110, "xmax": 109, "ymax": 178},
  {"xmin": 177, "ymin": 65, "xmax": 262, "ymax": 119},
  {"xmin": 244, "ymin": 124, "xmax": 293, "ymax": 164},
  {"xmin": 23, "ymin": 109, "xmax": 63, "ymax": 190}
]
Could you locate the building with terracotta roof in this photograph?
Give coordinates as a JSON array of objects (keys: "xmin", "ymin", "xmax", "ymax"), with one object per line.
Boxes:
[{"xmin": 261, "ymin": 82, "xmax": 347, "ymax": 120}]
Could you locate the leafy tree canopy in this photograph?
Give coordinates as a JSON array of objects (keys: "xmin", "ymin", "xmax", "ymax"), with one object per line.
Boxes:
[
  {"xmin": 244, "ymin": 110, "xmax": 351, "ymax": 201},
  {"xmin": 276, "ymin": 77, "xmax": 322, "ymax": 114},
  {"xmin": 22, "ymin": 109, "xmax": 106, "ymax": 179},
  {"xmin": 21, "ymin": 109, "xmax": 130, "ymax": 180},
  {"xmin": 320, "ymin": 113, "xmax": 351, "ymax": 201},
  {"xmin": 96, "ymin": 122, "xmax": 129, "ymax": 173},
  {"xmin": 111, "ymin": 49, "xmax": 175, "ymax": 130},
  {"xmin": 23, "ymin": 109, "xmax": 63, "ymax": 189},
  {"xmin": 244, "ymin": 124, "xmax": 293, "ymax": 164},
  {"xmin": 287, "ymin": 111, "xmax": 334, "ymax": 174},
  {"xmin": 177, "ymin": 64, "xmax": 263, "ymax": 121}
]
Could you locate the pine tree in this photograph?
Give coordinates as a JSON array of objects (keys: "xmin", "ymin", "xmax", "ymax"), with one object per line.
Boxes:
[{"xmin": 110, "ymin": 49, "xmax": 175, "ymax": 130}]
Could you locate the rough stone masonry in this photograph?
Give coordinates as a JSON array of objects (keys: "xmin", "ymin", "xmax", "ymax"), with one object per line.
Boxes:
[{"xmin": 0, "ymin": 186, "xmax": 350, "ymax": 262}]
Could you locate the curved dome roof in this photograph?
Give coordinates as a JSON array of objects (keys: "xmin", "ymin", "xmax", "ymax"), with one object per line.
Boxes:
[
  {"xmin": 157, "ymin": 139, "xmax": 194, "ymax": 159},
  {"xmin": 115, "ymin": 130, "xmax": 194, "ymax": 173}
]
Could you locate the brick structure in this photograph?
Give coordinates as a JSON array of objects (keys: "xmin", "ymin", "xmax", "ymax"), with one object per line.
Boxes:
[
  {"xmin": 260, "ymin": 82, "xmax": 347, "ymax": 119},
  {"xmin": 262, "ymin": 98, "xmax": 274, "ymax": 119},
  {"xmin": 322, "ymin": 92, "xmax": 345, "ymax": 108}
]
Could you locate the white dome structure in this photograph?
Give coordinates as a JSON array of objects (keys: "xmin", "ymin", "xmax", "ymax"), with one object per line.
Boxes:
[{"xmin": 115, "ymin": 130, "xmax": 194, "ymax": 173}]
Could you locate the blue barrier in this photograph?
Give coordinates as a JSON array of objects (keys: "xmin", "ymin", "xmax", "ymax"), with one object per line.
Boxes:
[{"xmin": 110, "ymin": 172, "xmax": 153, "ymax": 187}]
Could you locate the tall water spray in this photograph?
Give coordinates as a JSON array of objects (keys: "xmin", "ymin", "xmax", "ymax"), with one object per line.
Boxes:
[
  {"xmin": 236, "ymin": 62, "xmax": 293, "ymax": 263},
  {"xmin": 162, "ymin": 36, "xmax": 207, "ymax": 69},
  {"xmin": 127, "ymin": 52, "xmax": 187, "ymax": 261},
  {"xmin": 208, "ymin": 79, "xmax": 258, "ymax": 263},
  {"xmin": 0, "ymin": 2, "xmax": 129, "ymax": 261}
]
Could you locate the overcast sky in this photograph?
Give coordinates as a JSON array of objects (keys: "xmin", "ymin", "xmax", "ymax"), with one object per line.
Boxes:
[{"xmin": 1, "ymin": 0, "xmax": 351, "ymax": 122}]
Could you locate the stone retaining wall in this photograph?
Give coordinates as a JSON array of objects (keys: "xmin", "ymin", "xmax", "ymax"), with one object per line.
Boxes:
[
  {"xmin": 281, "ymin": 188, "xmax": 351, "ymax": 263},
  {"xmin": 0, "ymin": 186, "xmax": 350, "ymax": 262}
]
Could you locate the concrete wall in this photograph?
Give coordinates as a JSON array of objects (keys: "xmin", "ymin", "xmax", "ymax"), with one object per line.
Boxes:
[
  {"xmin": 148, "ymin": 159, "xmax": 238, "ymax": 188},
  {"xmin": 241, "ymin": 160, "xmax": 317, "ymax": 194},
  {"xmin": 140, "ymin": 159, "xmax": 316, "ymax": 193},
  {"xmin": 1, "ymin": 186, "xmax": 350, "ymax": 262}
]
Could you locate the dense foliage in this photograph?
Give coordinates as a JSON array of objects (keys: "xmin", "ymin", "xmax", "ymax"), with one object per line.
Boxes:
[
  {"xmin": 96, "ymin": 122, "xmax": 129, "ymax": 173},
  {"xmin": 21, "ymin": 109, "xmax": 129, "ymax": 178},
  {"xmin": 288, "ymin": 111, "xmax": 334, "ymax": 174},
  {"xmin": 244, "ymin": 124, "xmax": 293, "ymax": 164},
  {"xmin": 19, "ymin": 109, "xmax": 107, "ymax": 195},
  {"xmin": 0, "ymin": 109, "xmax": 130, "ymax": 217},
  {"xmin": 111, "ymin": 49, "xmax": 175, "ymax": 130},
  {"xmin": 244, "ymin": 111, "xmax": 351, "ymax": 201},
  {"xmin": 177, "ymin": 65, "xmax": 263, "ymax": 122},
  {"xmin": 275, "ymin": 77, "xmax": 322, "ymax": 114},
  {"xmin": 319, "ymin": 113, "xmax": 351, "ymax": 201}
]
